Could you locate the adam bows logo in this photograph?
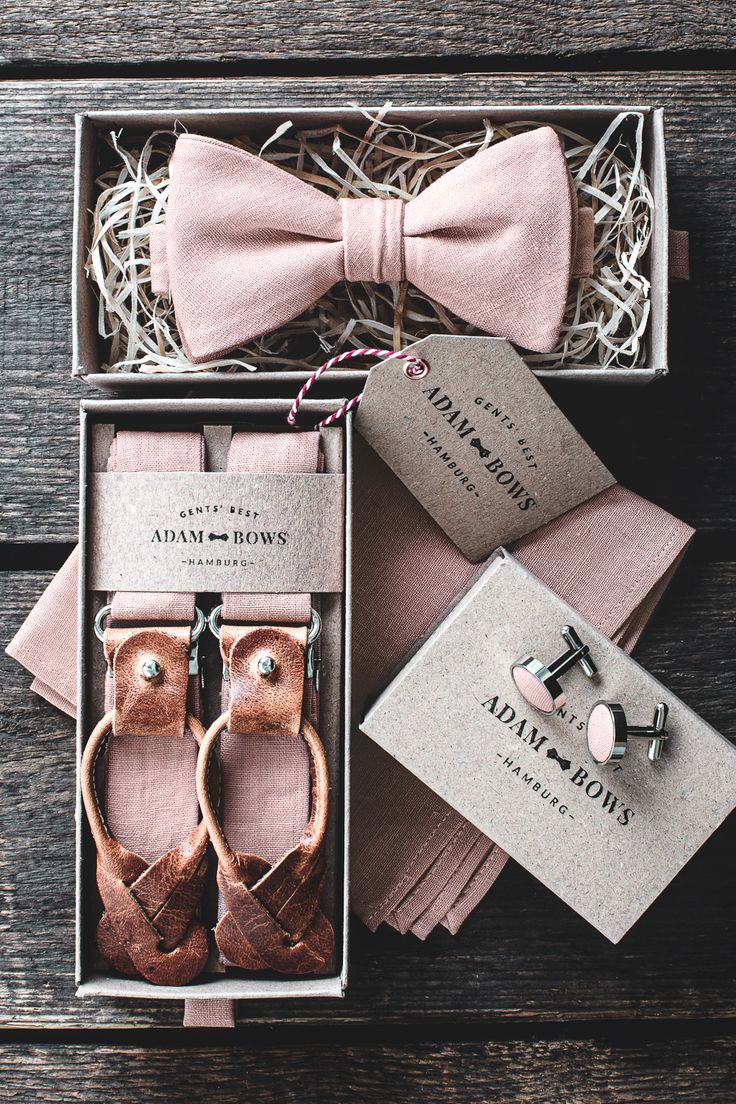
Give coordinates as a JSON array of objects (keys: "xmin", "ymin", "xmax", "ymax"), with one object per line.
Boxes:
[
  {"xmin": 546, "ymin": 746, "xmax": 572, "ymax": 772},
  {"xmin": 470, "ymin": 436, "xmax": 491, "ymax": 459}
]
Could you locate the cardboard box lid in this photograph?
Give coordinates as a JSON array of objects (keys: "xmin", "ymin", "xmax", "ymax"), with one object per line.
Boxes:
[{"xmin": 360, "ymin": 551, "xmax": 736, "ymax": 943}]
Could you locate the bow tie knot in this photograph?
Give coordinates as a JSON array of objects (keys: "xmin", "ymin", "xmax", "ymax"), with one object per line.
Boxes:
[{"xmin": 339, "ymin": 197, "xmax": 405, "ymax": 284}]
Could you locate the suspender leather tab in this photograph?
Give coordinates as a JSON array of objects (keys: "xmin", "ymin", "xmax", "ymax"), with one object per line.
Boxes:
[
  {"xmin": 105, "ymin": 625, "xmax": 192, "ymax": 739},
  {"xmin": 220, "ymin": 623, "xmax": 308, "ymax": 738}
]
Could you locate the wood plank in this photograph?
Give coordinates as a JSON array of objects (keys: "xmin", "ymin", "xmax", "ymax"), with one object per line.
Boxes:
[
  {"xmin": 1, "ymin": 73, "xmax": 735, "ymax": 541},
  {"xmin": 2, "ymin": 554, "xmax": 734, "ymax": 1028},
  {"xmin": 1, "ymin": 0, "xmax": 734, "ymax": 68},
  {"xmin": 2, "ymin": 1034, "xmax": 736, "ymax": 1102}
]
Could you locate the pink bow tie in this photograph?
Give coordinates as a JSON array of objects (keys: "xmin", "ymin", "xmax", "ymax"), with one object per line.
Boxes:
[{"xmin": 151, "ymin": 127, "xmax": 593, "ymax": 364}]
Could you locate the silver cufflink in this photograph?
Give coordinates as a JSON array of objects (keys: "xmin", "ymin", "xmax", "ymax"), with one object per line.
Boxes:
[
  {"xmin": 511, "ymin": 625, "xmax": 598, "ymax": 714},
  {"xmin": 587, "ymin": 701, "xmax": 669, "ymax": 764}
]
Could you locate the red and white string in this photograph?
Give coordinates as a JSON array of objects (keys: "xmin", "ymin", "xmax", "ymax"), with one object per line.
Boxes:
[{"xmin": 286, "ymin": 348, "xmax": 428, "ymax": 428}]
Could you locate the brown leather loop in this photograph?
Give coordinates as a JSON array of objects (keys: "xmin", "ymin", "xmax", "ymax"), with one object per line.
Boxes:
[
  {"xmin": 196, "ymin": 711, "xmax": 334, "ymax": 974},
  {"xmin": 81, "ymin": 711, "xmax": 210, "ymax": 986}
]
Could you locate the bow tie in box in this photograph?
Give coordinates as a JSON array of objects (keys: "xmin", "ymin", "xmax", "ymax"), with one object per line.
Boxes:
[
  {"xmin": 72, "ymin": 105, "xmax": 674, "ymax": 384},
  {"xmin": 150, "ymin": 128, "xmax": 593, "ymax": 363}
]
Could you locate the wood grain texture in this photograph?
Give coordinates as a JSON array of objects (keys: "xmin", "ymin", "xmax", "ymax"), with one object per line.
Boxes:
[
  {"xmin": 2, "ymin": 1034, "xmax": 736, "ymax": 1102},
  {"xmin": 1, "ymin": 73, "xmax": 735, "ymax": 540},
  {"xmin": 0, "ymin": 0, "xmax": 734, "ymax": 69},
  {"xmin": 2, "ymin": 556, "xmax": 734, "ymax": 1028}
]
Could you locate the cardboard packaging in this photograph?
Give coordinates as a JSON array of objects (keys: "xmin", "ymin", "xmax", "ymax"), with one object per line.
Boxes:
[
  {"xmin": 360, "ymin": 550, "xmax": 736, "ymax": 943},
  {"xmin": 77, "ymin": 398, "xmax": 351, "ymax": 1002},
  {"xmin": 73, "ymin": 104, "xmax": 670, "ymax": 391}
]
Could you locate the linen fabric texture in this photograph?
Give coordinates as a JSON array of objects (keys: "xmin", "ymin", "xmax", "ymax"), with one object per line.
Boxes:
[
  {"xmin": 150, "ymin": 127, "xmax": 594, "ymax": 363},
  {"xmin": 349, "ymin": 438, "xmax": 694, "ymax": 935}
]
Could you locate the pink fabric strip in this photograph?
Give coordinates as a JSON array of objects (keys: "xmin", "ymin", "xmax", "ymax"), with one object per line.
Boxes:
[
  {"xmin": 572, "ymin": 206, "xmax": 595, "ymax": 278},
  {"xmin": 410, "ymin": 839, "xmax": 497, "ymax": 940},
  {"xmin": 105, "ymin": 430, "xmax": 235, "ymax": 1026},
  {"xmin": 222, "ymin": 432, "xmax": 319, "ymax": 625},
  {"xmin": 392, "ymin": 821, "xmax": 481, "ymax": 934},
  {"xmin": 669, "ymin": 229, "xmax": 690, "ymax": 281},
  {"xmin": 103, "ymin": 430, "xmax": 204, "ymax": 862},
  {"xmin": 7, "ymin": 546, "xmax": 80, "ymax": 716},
  {"xmin": 108, "ymin": 430, "xmax": 202, "ymax": 626},
  {"xmin": 216, "ymin": 432, "xmax": 322, "ymax": 970},
  {"xmin": 183, "ymin": 999, "xmax": 235, "ymax": 1028},
  {"xmin": 350, "ymin": 438, "xmax": 694, "ymax": 934}
]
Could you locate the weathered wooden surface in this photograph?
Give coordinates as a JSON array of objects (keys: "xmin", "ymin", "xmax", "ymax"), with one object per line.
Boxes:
[
  {"xmin": 2, "ymin": 1033, "xmax": 736, "ymax": 1103},
  {"xmin": 0, "ymin": 62, "xmax": 735, "ymax": 1103},
  {"xmin": 1, "ymin": 1, "xmax": 734, "ymax": 70},
  {"xmin": 1, "ymin": 74, "xmax": 735, "ymax": 540},
  {"xmin": 1, "ymin": 556, "xmax": 733, "ymax": 1028}
]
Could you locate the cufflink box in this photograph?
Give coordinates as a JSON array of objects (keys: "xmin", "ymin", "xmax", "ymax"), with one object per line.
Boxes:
[
  {"xmin": 360, "ymin": 550, "xmax": 736, "ymax": 943},
  {"xmin": 73, "ymin": 104, "xmax": 671, "ymax": 390},
  {"xmin": 76, "ymin": 397, "xmax": 351, "ymax": 1003}
]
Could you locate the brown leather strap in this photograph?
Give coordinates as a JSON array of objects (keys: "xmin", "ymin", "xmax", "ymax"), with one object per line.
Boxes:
[
  {"xmin": 219, "ymin": 624, "xmax": 308, "ymax": 737},
  {"xmin": 197, "ymin": 622, "xmax": 334, "ymax": 974},
  {"xmin": 81, "ymin": 709, "xmax": 210, "ymax": 985},
  {"xmin": 104, "ymin": 625, "xmax": 192, "ymax": 738}
]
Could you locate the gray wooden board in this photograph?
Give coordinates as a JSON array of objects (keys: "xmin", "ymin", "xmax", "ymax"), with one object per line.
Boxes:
[
  {"xmin": 1, "ymin": 1, "xmax": 734, "ymax": 66},
  {"xmin": 1, "ymin": 1035, "xmax": 736, "ymax": 1103}
]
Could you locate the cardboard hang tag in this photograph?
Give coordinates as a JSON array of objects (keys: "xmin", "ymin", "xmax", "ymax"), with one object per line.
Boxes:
[{"xmin": 354, "ymin": 335, "xmax": 616, "ymax": 561}]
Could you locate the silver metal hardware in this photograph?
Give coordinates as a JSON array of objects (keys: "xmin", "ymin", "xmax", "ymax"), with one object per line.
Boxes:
[
  {"xmin": 257, "ymin": 653, "xmax": 277, "ymax": 678},
  {"xmin": 587, "ymin": 701, "xmax": 669, "ymax": 765},
  {"xmin": 93, "ymin": 603, "xmax": 113, "ymax": 642},
  {"xmin": 187, "ymin": 606, "xmax": 206, "ymax": 677},
  {"xmin": 140, "ymin": 658, "xmax": 162, "ymax": 681},
  {"xmin": 208, "ymin": 603, "xmax": 224, "ymax": 640},
  {"xmin": 208, "ymin": 604, "xmax": 322, "ymax": 687},
  {"xmin": 94, "ymin": 603, "xmax": 205, "ymax": 679},
  {"xmin": 306, "ymin": 607, "xmax": 322, "ymax": 690},
  {"xmin": 511, "ymin": 625, "xmax": 598, "ymax": 715}
]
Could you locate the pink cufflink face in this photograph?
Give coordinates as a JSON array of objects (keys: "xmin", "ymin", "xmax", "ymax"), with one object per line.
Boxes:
[
  {"xmin": 587, "ymin": 701, "xmax": 669, "ymax": 765},
  {"xmin": 511, "ymin": 625, "xmax": 597, "ymax": 715},
  {"xmin": 511, "ymin": 658, "xmax": 564, "ymax": 713}
]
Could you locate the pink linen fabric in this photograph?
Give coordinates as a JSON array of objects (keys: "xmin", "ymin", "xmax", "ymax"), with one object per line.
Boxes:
[
  {"xmin": 6, "ymin": 439, "xmax": 694, "ymax": 941},
  {"xmin": 6, "ymin": 544, "xmax": 80, "ymax": 716},
  {"xmin": 101, "ymin": 430, "xmax": 203, "ymax": 863},
  {"xmin": 150, "ymin": 127, "xmax": 593, "ymax": 363},
  {"xmin": 349, "ymin": 438, "xmax": 695, "ymax": 936},
  {"xmin": 218, "ymin": 430, "xmax": 318, "ymax": 893}
]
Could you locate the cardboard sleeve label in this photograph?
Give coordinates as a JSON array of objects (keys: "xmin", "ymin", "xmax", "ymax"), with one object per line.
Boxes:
[
  {"xmin": 88, "ymin": 471, "xmax": 345, "ymax": 593},
  {"xmin": 355, "ymin": 335, "xmax": 616, "ymax": 561},
  {"xmin": 360, "ymin": 552, "xmax": 736, "ymax": 943}
]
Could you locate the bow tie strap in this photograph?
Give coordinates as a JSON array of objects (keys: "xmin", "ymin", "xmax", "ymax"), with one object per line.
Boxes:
[{"xmin": 150, "ymin": 127, "xmax": 594, "ymax": 362}]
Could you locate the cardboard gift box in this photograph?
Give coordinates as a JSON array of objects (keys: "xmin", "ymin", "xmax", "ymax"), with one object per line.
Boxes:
[
  {"xmin": 76, "ymin": 397, "xmax": 351, "ymax": 1002},
  {"xmin": 360, "ymin": 550, "xmax": 736, "ymax": 943},
  {"xmin": 73, "ymin": 104, "xmax": 671, "ymax": 391}
]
